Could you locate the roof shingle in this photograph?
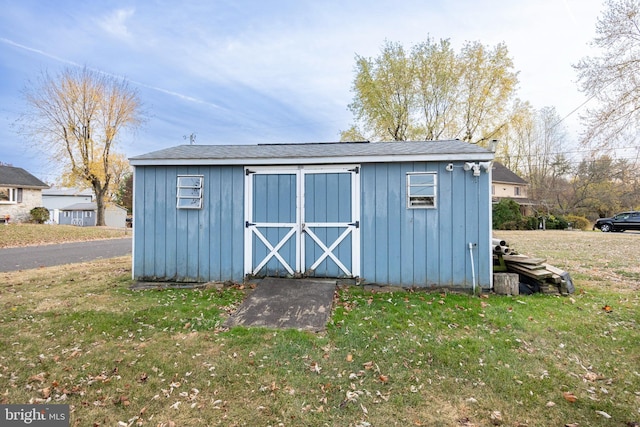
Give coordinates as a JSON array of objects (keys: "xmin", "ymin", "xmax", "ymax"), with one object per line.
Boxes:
[
  {"xmin": 0, "ymin": 165, "xmax": 49, "ymax": 189},
  {"xmin": 130, "ymin": 140, "xmax": 494, "ymax": 166}
]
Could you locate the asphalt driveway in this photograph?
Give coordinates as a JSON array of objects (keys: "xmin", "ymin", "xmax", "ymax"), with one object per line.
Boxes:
[{"xmin": 0, "ymin": 237, "xmax": 132, "ymax": 272}]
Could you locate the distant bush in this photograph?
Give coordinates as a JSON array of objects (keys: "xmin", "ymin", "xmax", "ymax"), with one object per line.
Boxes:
[
  {"xmin": 493, "ymin": 199, "xmax": 522, "ymax": 229},
  {"xmin": 565, "ymin": 215, "xmax": 591, "ymax": 230},
  {"xmin": 545, "ymin": 214, "xmax": 569, "ymax": 230},
  {"xmin": 30, "ymin": 207, "xmax": 50, "ymax": 224}
]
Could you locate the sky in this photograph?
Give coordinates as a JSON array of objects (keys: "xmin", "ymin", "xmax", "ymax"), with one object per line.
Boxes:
[{"xmin": 0, "ymin": 0, "xmax": 606, "ymax": 183}]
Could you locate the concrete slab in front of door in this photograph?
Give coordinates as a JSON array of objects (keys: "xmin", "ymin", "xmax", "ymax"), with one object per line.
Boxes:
[{"xmin": 224, "ymin": 277, "xmax": 336, "ymax": 332}]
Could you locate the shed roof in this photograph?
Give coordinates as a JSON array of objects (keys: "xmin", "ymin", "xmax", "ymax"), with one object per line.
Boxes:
[
  {"xmin": 61, "ymin": 202, "xmax": 96, "ymax": 211},
  {"xmin": 60, "ymin": 202, "xmax": 127, "ymax": 212},
  {"xmin": 0, "ymin": 165, "xmax": 49, "ymax": 189},
  {"xmin": 130, "ymin": 140, "xmax": 494, "ymax": 166},
  {"xmin": 492, "ymin": 162, "xmax": 528, "ymax": 185}
]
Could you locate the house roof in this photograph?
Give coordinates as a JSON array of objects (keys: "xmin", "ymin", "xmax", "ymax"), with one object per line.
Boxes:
[
  {"xmin": 43, "ymin": 187, "xmax": 93, "ymax": 197},
  {"xmin": 130, "ymin": 140, "xmax": 494, "ymax": 166},
  {"xmin": 60, "ymin": 202, "xmax": 127, "ymax": 212},
  {"xmin": 492, "ymin": 162, "xmax": 528, "ymax": 185},
  {"xmin": 0, "ymin": 165, "xmax": 49, "ymax": 189}
]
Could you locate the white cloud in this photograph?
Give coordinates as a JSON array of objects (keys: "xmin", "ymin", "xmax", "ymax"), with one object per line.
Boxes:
[{"xmin": 98, "ymin": 8, "xmax": 135, "ymax": 40}]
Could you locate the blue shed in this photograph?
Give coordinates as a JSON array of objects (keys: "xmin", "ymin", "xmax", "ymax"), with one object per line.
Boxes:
[{"xmin": 129, "ymin": 140, "xmax": 494, "ymax": 291}]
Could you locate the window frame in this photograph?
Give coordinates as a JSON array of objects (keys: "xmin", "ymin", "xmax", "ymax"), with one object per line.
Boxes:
[
  {"xmin": 0, "ymin": 187, "xmax": 20, "ymax": 204},
  {"xmin": 406, "ymin": 172, "xmax": 437, "ymax": 209},
  {"xmin": 176, "ymin": 175, "xmax": 204, "ymax": 209}
]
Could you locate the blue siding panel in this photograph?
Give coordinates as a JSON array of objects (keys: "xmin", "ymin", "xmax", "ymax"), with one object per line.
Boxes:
[
  {"xmin": 164, "ymin": 166, "xmax": 178, "ymax": 279},
  {"xmin": 360, "ymin": 161, "xmax": 491, "ymax": 289},
  {"xmin": 133, "ymin": 165, "xmax": 245, "ymax": 282}
]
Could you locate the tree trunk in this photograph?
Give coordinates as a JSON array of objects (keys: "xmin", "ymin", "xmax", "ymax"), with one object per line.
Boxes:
[{"xmin": 93, "ymin": 183, "xmax": 107, "ymax": 226}]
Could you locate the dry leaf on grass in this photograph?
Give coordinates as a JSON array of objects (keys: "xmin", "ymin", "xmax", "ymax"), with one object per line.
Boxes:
[
  {"xmin": 595, "ymin": 410, "xmax": 611, "ymax": 419},
  {"xmin": 490, "ymin": 410, "xmax": 503, "ymax": 425},
  {"xmin": 563, "ymin": 391, "xmax": 578, "ymax": 403}
]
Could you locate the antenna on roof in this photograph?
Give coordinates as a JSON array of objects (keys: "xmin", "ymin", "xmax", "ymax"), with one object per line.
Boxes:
[{"xmin": 183, "ymin": 133, "xmax": 197, "ymax": 145}]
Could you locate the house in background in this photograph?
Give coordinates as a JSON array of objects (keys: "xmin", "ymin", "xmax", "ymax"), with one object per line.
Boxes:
[
  {"xmin": 129, "ymin": 140, "xmax": 494, "ymax": 291},
  {"xmin": 491, "ymin": 162, "xmax": 533, "ymax": 216},
  {"xmin": 42, "ymin": 187, "xmax": 93, "ymax": 223},
  {"xmin": 43, "ymin": 187, "xmax": 127, "ymax": 227},
  {"xmin": 0, "ymin": 165, "xmax": 49, "ymax": 223}
]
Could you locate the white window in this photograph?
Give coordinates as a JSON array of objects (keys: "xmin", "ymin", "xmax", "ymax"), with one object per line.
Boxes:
[
  {"xmin": 407, "ymin": 172, "xmax": 437, "ymax": 209},
  {"xmin": 177, "ymin": 175, "xmax": 203, "ymax": 209},
  {"xmin": 514, "ymin": 186, "xmax": 521, "ymax": 196},
  {"xmin": 85, "ymin": 211, "xmax": 92, "ymax": 218},
  {"xmin": 0, "ymin": 187, "xmax": 21, "ymax": 204}
]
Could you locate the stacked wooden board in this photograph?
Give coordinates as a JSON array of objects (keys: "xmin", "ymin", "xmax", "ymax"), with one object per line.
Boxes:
[{"xmin": 493, "ymin": 239, "xmax": 575, "ymax": 295}]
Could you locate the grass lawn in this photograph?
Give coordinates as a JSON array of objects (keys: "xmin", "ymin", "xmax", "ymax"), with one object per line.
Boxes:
[
  {"xmin": 0, "ymin": 229, "xmax": 638, "ymax": 426},
  {"xmin": 0, "ymin": 223, "xmax": 130, "ymax": 248}
]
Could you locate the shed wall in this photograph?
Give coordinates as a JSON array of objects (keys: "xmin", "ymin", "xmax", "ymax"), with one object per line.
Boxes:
[
  {"xmin": 360, "ymin": 162, "xmax": 491, "ymax": 289},
  {"xmin": 133, "ymin": 165, "xmax": 245, "ymax": 282},
  {"xmin": 132, "ymin": 161, "xmax": 491, "ymax": 288}
]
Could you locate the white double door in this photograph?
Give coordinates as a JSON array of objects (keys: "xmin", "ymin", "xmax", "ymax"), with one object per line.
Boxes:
[{"xmin": 244, "ymin": 165, "xmax": 360, "ymax": 278}]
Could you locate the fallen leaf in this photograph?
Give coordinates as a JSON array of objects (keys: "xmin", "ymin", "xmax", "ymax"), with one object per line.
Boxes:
[
  {"xmin": 583, "ymin": 372, "xmax": 598, "ymax": 382},
  {"xmin": 563, "ymin": 391, "xmax": 578, "ymax": 403},
  {"xmin": 28, "ymin": 373, "xmax": 46, "ymax": 383},
  {"xmin": 346, "ymin": 354, "xmax": 353, "ymax": 362},
  {"xmin": 595, "ymin": 410, "xmax": 611, "ymax": 419},
  {"xmin": 602, "ymin": 305, "xmax": 612, "ymax": 312},
  {"xmin": 378, "ymin": 374, "xmax": 389, "ymax": 383},
  {"xmin": 564, "ymin": 424, "xmax": 579, "ymax": 427},
  {"xmin": 490, "ymin": 410, "xmax": 503, "ymax": 425},
  {"xmin": 546, "ymin": 401, "xmax": 556, "ymax": 407}
]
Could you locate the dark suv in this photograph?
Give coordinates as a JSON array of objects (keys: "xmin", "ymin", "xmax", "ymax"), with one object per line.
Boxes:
[{"xmin": 593, "ymin": 211, "xmax": 640, "ymax": 232}]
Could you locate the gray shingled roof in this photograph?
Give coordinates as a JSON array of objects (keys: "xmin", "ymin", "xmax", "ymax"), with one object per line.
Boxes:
[
  {"xmin": 0, "ymin": 165, "xmax": 49, "ymax": 189},
  {"xmin": 130, "ymin": 140, "xmax": 494, "ymax": 166},
  {"xmin": 492, "ymin": 162, "xmax": 528, "ymax": 185},
  {"xmin": 61, "ymin": 202, "xmax": 96, "ymax": 211}
]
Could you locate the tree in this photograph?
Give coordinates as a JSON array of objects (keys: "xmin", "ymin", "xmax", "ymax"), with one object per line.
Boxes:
[
  {"xmin": 574, "ymin": 0, "xmax": 640, "ymax": 148},
  {"xmin": 20, "ymin": 67, "xmax": 142, "ymax": 225},
  {"xmin": 348, "ymin": 41, "xmax": 414, "ymax": 141},
  {"xmin": 116, "ymin": 173, "xmax": 133, "ymax": 214},
  {"xmin": 342, "ymin": 38, "xmax": 519, "ymax": 144}
]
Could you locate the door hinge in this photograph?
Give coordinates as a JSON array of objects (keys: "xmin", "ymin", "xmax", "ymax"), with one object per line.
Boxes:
[
  {"xmin": 245, "ymin": 221, "xmax": 255, "ymax": 228},
  {"xmin": 245, "ymin": 169, "xmax": 255, "ymax": 176},
  {"xmin": 349, "ymin": 166, "xmax": 360, "ymax": 174},
  {"xmin": 348, "ymin": 220, "xmax": 360, "ymax": 228}
]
